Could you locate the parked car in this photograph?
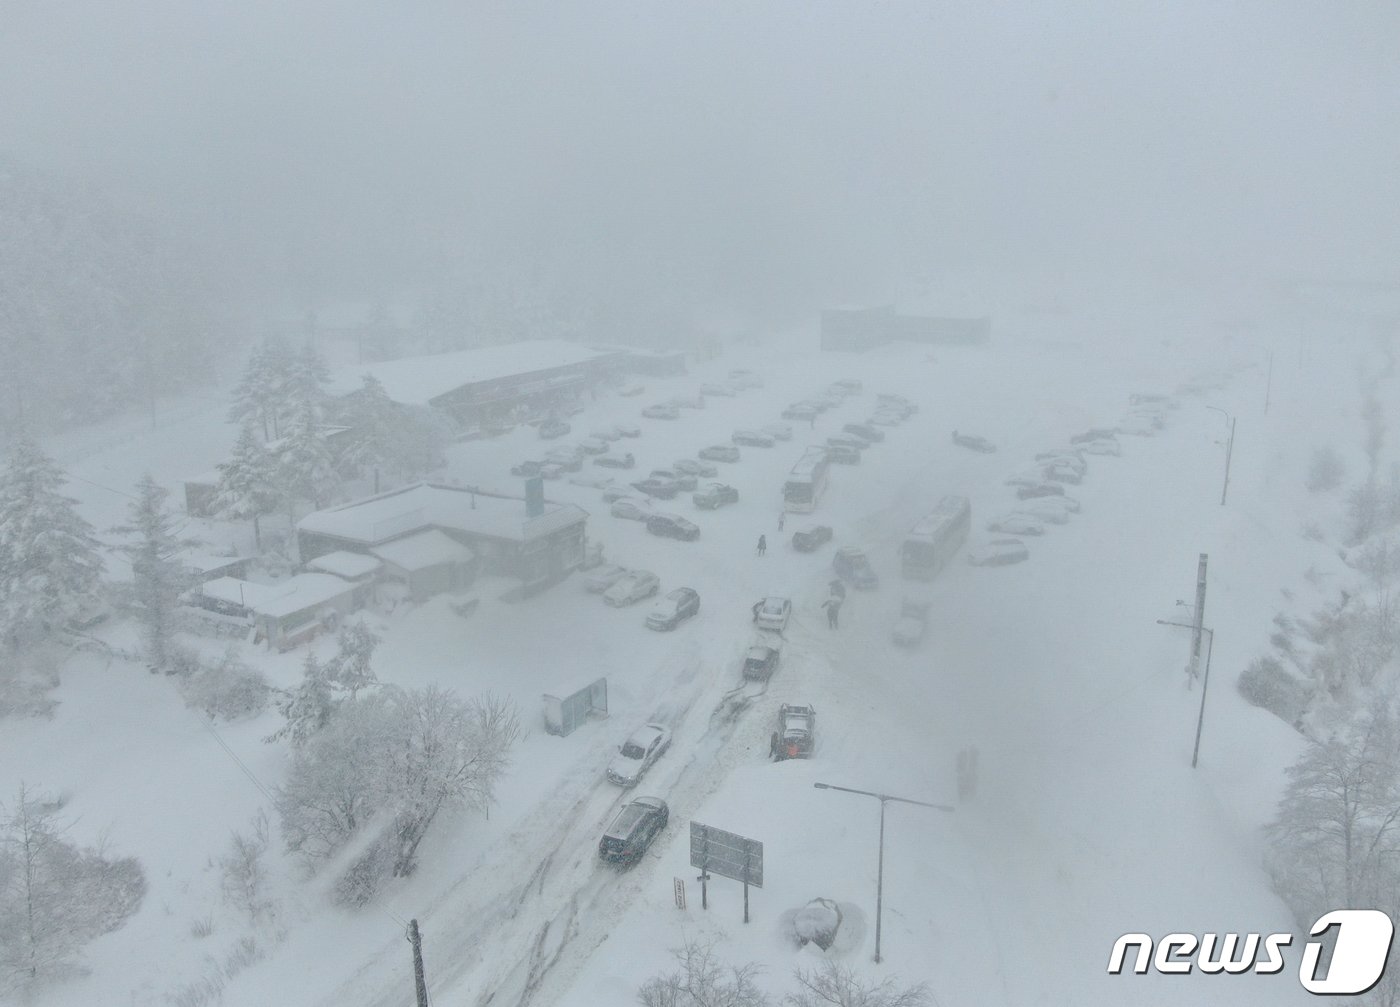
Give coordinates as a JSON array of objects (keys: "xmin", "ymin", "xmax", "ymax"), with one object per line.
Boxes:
[
  {"xmin": 693, "ymin": 482, "xmax": 739, "ymax": 509},
  {"xmin": 967, "ymin": 538, "xmax": 1030, "ymax": 566},
  {"xmin": 987, "ymin": 514, "xmax": 1046, "ymax": 536},
  {"xmin": 646, "ymin": 513, "xmax": 701, "ymax": 541},
  {"xmin": 791, "ymin": 525, "xmax": 833, "ymax": 552},
  {"xmin": 650, "ymin": 467, "xmax": 697, "ymax": 491},
  {"xmin": 642, "ymin": 404, "xmax": 680, "ymax": 420},
  {"xmin": 601, "ymin": 485, "xmax": 633, "ymax": 503},
  {"xmin": 827, "ymin": 434, "xmax": 866, "ymax": 452},
  {"xmin": 674, "ymin": 458, "xmax": 718, "ymax": 478},
  {"xmin": 833, "ymin": 546, "xmax": 879, "ymax": 589},
  {"xmin": 585, "ymin": 564, "xmax": 632, "ymax": 593},
  {"xmin": 1042, "ymin": 459, "xmax": 1084, "ymax": 484},
  {"xmin": 539, "ymin": 462, "xmax": 565, "ymax": 480},
  {"xmin": 743, "ymin": 643, "xmax": 781, "ymax": 681},
  {"xmin": 646, "ymin": 587, "xmax": 701, "ymax": 630},
  {"xmin": 762, "ymin": 422, "xmax": 794, "ymax": 441},
  {"xmin": 1018, "ymin": 495, "xmax": 1079, "ymax": 519},
  {"xmin": 610, "ymin": 497, "xmax": 656, "ymax": 521},
  {"xmin": 773, "ymin": 704, "xmax": 816, "ymax": 760},
  {"xmin": 699, "ymin": 444, "xmax": 741, "ymax": 463},
  {"xmin": 603, "ymin": 571, "xmax": 661, "ymax": 606},
  {"xmin": 755, "ymin": 596, "xmax": 792, "ymax": 632},
  {"xmin": 545, "ymin": 448, "xmax": 584, "ymax": 471},
  {"xmin": 577, "ymin": 437, "xmax": 609, "ymax": 455},
  {"xmin": 700, "ymin": 382, "xmax": 736, "ymax": 397},
  {"xmin": 1004, "ymin": 467, "xmax": 1051, "ymax": 488},
  {"xmin": 538, "ymin": 419, "xmax": 571, "ymax": 439},
  {"xmin": 844, "ymin": 422, "xmax": 883, "ymax": 443},
  {"xmin": 1016, "ymin": 482, "xmax": 1065, "ymax": 499},
  {"xmin": 732, "ymin": 429, "xmax": 775, "ymax": 448},
  {"xmin": 510, "ymin": 460, "xmax": 543, "ymax": 477},
  {"xmin": 570, "ymin": 472, "xmax": 616, "ymax": 489},
  {"xmin": 594, "ymin": 451, "xmax": 636, "ymax": 469},
  {"xmin": 868, "ymin": 412, "xmax": 901, "ymax": 427},
  {"xmin": 618, "ymin": 383, "xmax": 646, "ymax": 397},
  {"xmin": 631, "ymin": 477, "xmax": 680, "ymax": 500},
  {"xmin": 825, "ymin": 443, "xmax": 861, "ymax": 465},
  {"xmin": 782, "ymin": 404, "xmax": 819, "ymax": 421},
  {"xmin": 952, "ymin": 431, "xmax": 997, "ymax": 453},
  {"xmin": 597, "ymin": 796, "xmax": 669, "ymax": 866},
  {"xmin": 729, "ymin": 369, "xmax": 764, "ymax": 388},
  {"xmin": 833, "ymin": 378, "xmax": 862, "ymax": 394},
  {"xmin": 590, "ymin": 426, "xmax": 622, "ymax": 442},
  {"xmin": 671, "ymin": 392, "xmax": 705, "ymax": 409},
  {"xmin": 892, "ymin": 600, "xmax": 930, "ymax": 647},
  {"xmin": 1078, "ymin": 438, "xmax": 1121, "ymax": 456},
  {"xmin": 1013, "ymin": 500, "xmax": 1070, "ymax": 524},
  {"xmin": 607, "ymin": 724, "xmax": 671, "ymax": 787},
  {"xmin": 1070, "ymin": 427, "xmax": 1119, "ymax": 445},
  {"xmin": 615, "ymin": 422, "xmax": 642, "ymax": 438}
]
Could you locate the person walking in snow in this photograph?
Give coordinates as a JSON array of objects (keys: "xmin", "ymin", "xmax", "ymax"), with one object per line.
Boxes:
[
  {"xmin": 752, "ymin": 599, "xmax": 763, "ymax": 623},
  {"xmin": 778, "ymin": 511, "xmax": 785, "ymax": 532},
  {"xmin": 822, "ymin": 597, "xmax": 841, "ymax": 629},
  {"xmin": 756, "ymin": 534, "xmax": 767, "ymax": 557}
]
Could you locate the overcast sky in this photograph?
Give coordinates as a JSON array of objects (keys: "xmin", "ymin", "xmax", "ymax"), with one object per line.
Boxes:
[{"xmin": 3, "ymin": 2, "xmax": 1396, "ymax": 313}]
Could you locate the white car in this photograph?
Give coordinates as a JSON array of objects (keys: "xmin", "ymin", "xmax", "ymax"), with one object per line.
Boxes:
[
  {"xmin": 967, "ymin": 538, "xmax": 1030, "ymax": 566},
  {"xmin": 585, "ymin": 564, "xmax": 631, "ymax": 592},
  {"xmin": 1079, "ymin": 438, "xmax": 1121, "ymax": 456},
  {"xmin": 591, "ymin": 427, "xmax": 622, "ymax": 442},
  {"xmin": 732, "ymin": 429, "xmax": 775, "ymax": 448},
  {"xmin": 987, "ymin": 514, "xmax": 1046, "ymax": 536},
  {"xmin": 603, "ymin": 570, "xmax": 661, "ymax": 607},
  {"xmin": 606, "ymin": 723, "xmax": 671, "ymax": 787},
  {"xmin": 642, "ymin": 404, "xmax": 680, "ymax": 420},
  {"xmin": 614, "ymin": 422, "xmax": 641, "ymax": 438},
  {"xmin": 671, "ymin": 393, "xmax": 705, "ymax": 409},
  {"xmin": 674, "ymin": 458, "xmax": 718, "ymax": 478},
  {"xmin": 755, "ymin": 596, "xmax": 792, "ymax": 632},
  {"xmin": 761, "ymin": 422, "xmax": 793, "ymax": 441},
  {"xmin": 570, "ymin": 472, "xmax": 616, "ymax": 489},
  {"xmin": 1013, "ymin": 500, "xmax": 1071, "ymax": 524},
  {"xmin": 578, "ymin": 437, "xmax": 610, "ymax": 454},
  {"xmin": 1004, "ymin": 467, "xmax": 1051, "ymax": 488},
  {"xmin": 892, "ymin": 601, "xmax": 930, "ymax": 647},
  {"xmin": 610, "ymin": 497, "xmax": 656, "ymax": 521}
]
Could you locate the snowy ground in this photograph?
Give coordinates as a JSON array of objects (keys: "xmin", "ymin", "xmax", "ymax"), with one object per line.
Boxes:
[{"xmin": 3, "ymin": 303, "xmax": 1377, "ymax": 1006}]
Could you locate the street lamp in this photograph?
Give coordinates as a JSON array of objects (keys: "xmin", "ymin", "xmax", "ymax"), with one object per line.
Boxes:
[
  {"xmin": 813, "ymin": 782, "xmax": 953, "ymax": 963},
  {"xmin": 1155, "ymin": 619, "xmax": 1216, "ymax": 769},
  {"xmin": 1204, "ymin": 406, "xmax": 1235, "ymax": 505}
]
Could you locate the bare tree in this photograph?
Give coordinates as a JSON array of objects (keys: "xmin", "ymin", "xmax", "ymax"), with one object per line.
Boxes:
[
  {"xmin": 787, "ymin": 959, "xmax": 931, "ymax": 1007},
  {"xmin": 638, "ymin": 937, "xmax": 771, "ymax": 1007}
]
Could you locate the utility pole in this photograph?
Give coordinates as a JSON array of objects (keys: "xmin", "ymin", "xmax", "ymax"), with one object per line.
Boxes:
[
  {"xmin": 1264, "ymin": 349, "xmax": 1274, "ymax": 414},
  {"xmin": 1221, "ymin": 417, "xmax": 1235, "ymax": 505},
  {"xmin": 407, "ymin": 919, "xmax": 429, "ymax": 1007},
  {"xmin": 1192, "ymin": 628, "xmax": 1215, "ymax": 769},
  {"xmin": 1188, "ymin": 553, "xmax": 1208, "ymax": 684}
]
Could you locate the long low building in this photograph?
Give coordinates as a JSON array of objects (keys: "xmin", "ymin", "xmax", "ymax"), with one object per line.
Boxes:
[{"xmin": 296, "ymin": 482, "xmax": 588, "ymax": 589}]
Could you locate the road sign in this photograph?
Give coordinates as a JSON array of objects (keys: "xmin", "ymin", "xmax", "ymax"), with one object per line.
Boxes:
[
  {"xmin": 690, "ymin": 822, "xmax": 763, "ymax": 887},
  {"xmin": 674, "ymin": 877, "xmax": 686, "ymax": 910}
]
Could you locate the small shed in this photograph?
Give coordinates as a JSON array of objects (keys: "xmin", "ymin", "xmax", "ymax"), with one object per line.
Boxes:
[
  {"xmin": 306, "ymin": 550, "xmax": 383, "ymax": 584},
  {"xmin": 198, "ymin": 574, "xmax": 362, "ymax": 650},
  {"xmin": 370, "ymin": 529, "xmax": 476, "ymax": 601}
]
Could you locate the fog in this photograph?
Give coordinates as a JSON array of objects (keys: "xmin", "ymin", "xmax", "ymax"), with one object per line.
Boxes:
[{"xmin": 4, "ymin": 2, "xmax": 1397, "ymax": 325}]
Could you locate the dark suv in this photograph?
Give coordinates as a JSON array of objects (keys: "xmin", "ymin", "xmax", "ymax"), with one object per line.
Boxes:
[{"xmin": 598, "ymin": 796, "xmax": 669, "ymax": 866}]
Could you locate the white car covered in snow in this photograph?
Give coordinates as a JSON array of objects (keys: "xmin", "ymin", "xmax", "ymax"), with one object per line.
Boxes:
[
  {"xmin": 754, "ymin": 596, "xmax": 792, "ymax": 632},
  {"xmin": 606, "ymin": 723, "xmax": 671, "ymax": 787},
  {"xmin": 987, "ymin": 513, "xmax": 1046, "ymax": 536},
  {"xmin": 761, "ymin": 422, "xmax": 793, "ymax": 441},
  {"xmin": 1014, "ymin": 499, "xmax": 1072, "ymax": 524},
  {"xmin": 967, "ymin": 539, "xmax": 1030, "ymax": 567},
  {"xmin": 584, "ymin": 564, "xmax": 632, "ymax": 592},
  {"xmin": 892, "ymin": 600, "xmax": 930, "ymax": 647},
  {"xmin": 1079, "ymin": 438, "xmax": 1121, "ymax": 456},
  {"xmin": 569, "ymin": 472, "xmax": 616, "ymax": 489},
  {"xmin": 610, "ymin": 497, "xmax": 656, "ymax": 521},
  {"xmin": 603, "ymin": 570, "xmax": 660, "ymax": 607}
]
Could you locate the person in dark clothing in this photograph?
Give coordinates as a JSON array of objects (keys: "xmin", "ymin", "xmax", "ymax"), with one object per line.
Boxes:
[
  {"xmin": 752, "ymin": 600, "xmax": 763, "ymax": 623},
  {"xmin": 757, "ymin": 534, "xmax": 767, "ymax": 556},
  {"xmin": 778, "ymin": 511, "xmax": 785, "ymax": 531},
  {"xmin": 770, "ymin": 731, "xmax": 781, "ymax": 760},
  {"xmin": 822, "ymin": 597, "xmax": 840, "ymax": 628}
]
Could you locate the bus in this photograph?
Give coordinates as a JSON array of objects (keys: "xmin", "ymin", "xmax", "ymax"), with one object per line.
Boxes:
[
  {"xmin": 901, "ymin": 495, "xmax": 971, "ymax": 579},
  {"xmin": 783, "ymin": 447, "xmax": 831, "ymax": 513}
]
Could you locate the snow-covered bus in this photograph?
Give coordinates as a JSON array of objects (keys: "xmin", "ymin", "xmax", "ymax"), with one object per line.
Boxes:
[
  {"xmin": 783, "ymin": 447, "xmax": 831, "ymax": 513},
  {"xmin": 901, "ymin": 495, "xmax": 971, "ymax": 579}
]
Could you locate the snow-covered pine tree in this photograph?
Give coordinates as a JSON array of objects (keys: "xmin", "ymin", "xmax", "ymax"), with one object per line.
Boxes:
[
  {"xmin": 326, "ymin": 620, "xmax": 380, "ymax": 700},
  {"xmin": 285, "ymin": 343, "xmax": 330, "ymax": 420},
  {"xmin": 215, "ymin": 423, "xmax": 280, "ymax": 551},
  {"xmin": 274, "ymin": 403, "xmax": 340, "ymax": 522},
  {"xmin": 228, "ymin": 342, "xmax": 278, "ymax": 441},
  {"xmin": 264, "ymin": 652, "xmax": 338, "ymax": 747},
  {"xmin": 0, "ymin": 439, "xmax": 105, "ymax": 650},
  {"xmin": 337, "ymin": 374, "xmax": 413, "ymax": 492},
  {"xmin": 110, "ymin": 475, "xmax": 193, "ymax": 672}
]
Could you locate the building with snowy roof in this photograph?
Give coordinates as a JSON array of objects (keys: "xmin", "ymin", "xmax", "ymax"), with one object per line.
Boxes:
[
  {"xmin": 196, "ymin": 573, "xmax": 364, "ymax": 650},
  {"xmin": 296, "ymin": 482, "xmax": 587, "ymax": 590}
]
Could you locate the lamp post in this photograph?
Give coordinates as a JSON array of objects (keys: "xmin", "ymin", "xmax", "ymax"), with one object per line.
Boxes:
[
  {"xmin": 1204, "ymin": 406, "xmax": 1234, "ymax": 505},
  {"xmin": 1156, "ymin": 619, "xmax": 1216, "ymax": 769},
  {"xmin": 813, "ymin": 782, "xmax": 952, "ymax": 963}
]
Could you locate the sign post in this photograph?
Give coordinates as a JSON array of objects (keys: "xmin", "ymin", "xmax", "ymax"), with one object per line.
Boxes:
[{"xmin": 690, "ymin": 822, "xmax": 763, "ymax": 923}]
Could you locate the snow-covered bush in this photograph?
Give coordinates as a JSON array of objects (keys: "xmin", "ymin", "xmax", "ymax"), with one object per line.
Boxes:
[
  {"xmin": 1306, "ymin": 446, "xmax": 1345, "ymax": 493},
  {"xmin": 220, "ymin": 811, "xmax": 272, "ymax": 921},
  {"xmin": 787, "ymin": 959, "xmax": 931, "ymax": 1007},
  {"xmin": 0, "ymin": 785, "xmax": 147, "ymax": 996},
  {"xmin": 792, "ymin": 898, "xmax": 842, "ymax": 950},
  {"xmin": 638, "ymin": 937, "xmax": 771, "ymax": 1007},
  {"xmin": 1237, "ymin": 656, "xmax": 1312, "ymax": 727},
  {"xmin": 179, "ymin": 651, "xmax": 271, "ymax": 721}
]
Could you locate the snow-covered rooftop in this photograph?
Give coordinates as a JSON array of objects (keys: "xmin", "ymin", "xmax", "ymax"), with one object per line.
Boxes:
[
  {"xmin": 324, "ymin": 340, "xmax": 625, "ymax": 405},
  {"xmin": 306, "ymin": 550, "xmax": 383, "ymax": 580},
  {"xmin": 298, "ymin": 483, "xmax": 586, "ymax": 546},
  {"xmin": 371, "ymin": 528, "xmax": 475, "ymax": 572},
  {"xmin": 200, "ymin": 574, "xmax": 357, "ymax": 618}
]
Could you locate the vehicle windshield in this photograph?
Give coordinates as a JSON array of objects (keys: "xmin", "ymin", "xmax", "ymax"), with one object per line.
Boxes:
[
  {"xmin": 762, "ymin": 600, "xmax": 784, "ymax": 615},
  {"xmin": 620, "ymin": 742, "xmax": 645, "ymax": 759},
  {"xmin": 784, "ymin": 482, "xmax": 813, "ymax": 503}
]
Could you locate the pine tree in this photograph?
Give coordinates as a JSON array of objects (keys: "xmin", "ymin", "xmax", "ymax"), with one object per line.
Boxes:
[
  {"xmin": 286, "ymin": 344, "xmax": 330, "ymax": 418},
  {"xmin": 326, "ymin": 621, "xmax": 380, "ymax": 700},
  {"xmin": 274, "ymin": 403, "xmax": 339, "ymax": 522},
  {"xmin": 264, "ymin": 653, "xmax": 339, "ymax": 747},
  {"xmin": 228, "ymin": 342, "xmax": 278, "ymax": 441},
  {"xmin": 215, "ymin": 423, "xmax": 280, "ymax": 551},
  {"xmin": 339, "ymin": 375, "xmax": 411, "ymax": 492},
  {"xmin": 110, "ymin": 475, "xmax": 192, "ymax": 672},
  {"xmin": 0, "ymin": 439, "xmax": 105, "ymax": 650}
]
